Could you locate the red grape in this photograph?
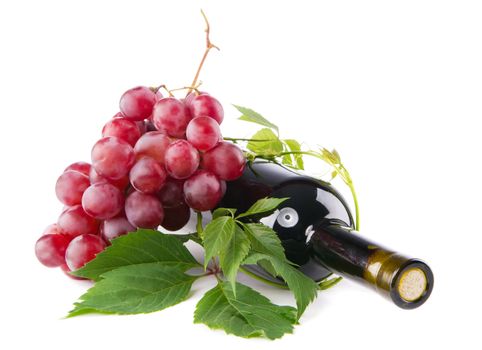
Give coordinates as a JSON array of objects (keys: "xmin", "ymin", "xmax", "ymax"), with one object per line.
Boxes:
[
  {"xmin": 152, "ymin": 97, "xmax": 192, "ymax": 138},
  {"xmin": 189, "ymin": 94, "xmax": 224, "ymax": 124},
  {"xmin": 89, "ymin": 167, "xmax": 105, "ymax": 184},
  {"xmin": 65, "ymin": 234, "xmax": 106, "ymax": 271},
  {"xmin": 184, "ymin": 92, "xmax": 197, "ymax": 106},
  {"xmin": 91, "ymin": 137, "xmax": 135, "ymax": 180},
  {"xmin": 55, "ymin": 170, "xmax": 90, "ymax": 206},
  {"xmin": 119, "ymin": 86, "xmax": 156, "ymax": 121},
  {"xmin": 89, "ymin": 167, "xmax": 129, "ymax": 190},
  {"xmin": 158, "ymin": 178, "xmax": 184, "ymax": 207},
  {"xmin": 183, "ymin": 170, "xmax": 223, "ymax": 211},
  {"xmin": 64, "ymin": 162, "xmax": 91, "ymax": 176},
  {"xmin": 164, "ymin": 140, "xmax": 200, "ymax": 179},
  {"xmin": 82, "ymin": 183, "xmax": 124, "ymax": 220},
  {"xmin": 161, "ymin": 203, "xmax": 191, "ymax": 231},
  {"xmin": 184, "ymin": 91, "xmax": 208, "ymax": 107},
  {"xmin": 186, "ymin": 116, "xmax": 221, "ymax": 151},
  {"xmin": 35, "ymin": 233, "xmax": 73, "ymax": 267},
  {"xmin": 125, "ymin": 191, "xmax": 164, "ymax": 228},
  {"xmin": 134, "ymin": 131, "xmax": 171, "ymax": 164},
  {"xmin": 42, "ymin": 223, "xmax": 64, "ymax": 236},
  {"xmin": 102, "ymin": 118, "xmax": 141, "ymax": 147},
  {"xmin": 100, "ymin": 216, "xmax": 136, "ymax": 241},
  {"xmin": 116, "ymin": 176, "xmax": 131, "ymax": 191},
  {"xmin": 202, "ymin": 142, "xmax": 246, "ymax": 180},
  {"xmin": 58, "ymin": 205, "xmax": 99, "ymax": 237},
  {"xmin": 129, "ymin": 157, "xmax": 167, "ymax": 194}
]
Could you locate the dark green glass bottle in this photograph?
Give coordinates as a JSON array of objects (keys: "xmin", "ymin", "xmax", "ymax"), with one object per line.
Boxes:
[{"xmin": 219, "ymin": 160, "xmax": 433, "ymax": 309}]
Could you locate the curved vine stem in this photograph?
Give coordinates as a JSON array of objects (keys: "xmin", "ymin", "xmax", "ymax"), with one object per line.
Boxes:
[
  {"xmin": 187, "ymin": 10, "xmax": 220, "ymax": 96},
  {"xmin": 348, "ymin": 181, "xmax": 360, "ymax": 231}
]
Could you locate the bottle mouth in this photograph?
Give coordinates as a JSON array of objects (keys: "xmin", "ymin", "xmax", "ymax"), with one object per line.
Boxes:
[
  {"xmin": 397, "ymin": 267, "xmax": 427, "ymax": 302},
  {"xmin": 372, "ymin": 255, "xmax": 434, "ymax": 309}
]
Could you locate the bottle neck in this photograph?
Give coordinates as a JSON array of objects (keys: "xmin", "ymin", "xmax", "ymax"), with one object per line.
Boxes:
[{"xmin": 310, "ymin": 223, "xmax": 434, "ymax": 309}]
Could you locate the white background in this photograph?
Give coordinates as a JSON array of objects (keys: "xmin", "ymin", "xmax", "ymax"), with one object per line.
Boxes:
[{"xmin": 1, "ymin": 0, "xmax": 481, "ymax": 349}]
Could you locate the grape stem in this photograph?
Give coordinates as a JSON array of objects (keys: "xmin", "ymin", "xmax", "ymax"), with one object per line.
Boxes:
[
  {"xmin": 187, "ymin": 9, "xmax": 220, "ymax": 96},
  {"xmin": 169, "ymin": 85, "xmax": 202, "ymax": 94},
  {"xmin": 153, "ymin": 84, "xmax": 174, "ymax": 97},
  {"xmin": 196, "ymin": 211, "xmax": 203, "ymax": 238}
]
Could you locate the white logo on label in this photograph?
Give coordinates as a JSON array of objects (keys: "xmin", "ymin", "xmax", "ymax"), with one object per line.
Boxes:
[{"xmin": 276, "ymin": 207, "xmax": 299, "ymax": 228}]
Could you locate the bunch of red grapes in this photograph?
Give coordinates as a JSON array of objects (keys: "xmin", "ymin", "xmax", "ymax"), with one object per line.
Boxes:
[{"xmin": 35, "ymin": 86, "xmax": 246, "ymax": 278}]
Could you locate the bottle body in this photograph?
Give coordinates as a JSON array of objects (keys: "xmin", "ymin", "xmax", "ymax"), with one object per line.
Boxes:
[
  {"xmin": 219, "ymin": 160, "xmax": 354, "ymax": 282},
  {"xmin": 220, "ymin": 161, "xmax": 434, "ymax": 309}
]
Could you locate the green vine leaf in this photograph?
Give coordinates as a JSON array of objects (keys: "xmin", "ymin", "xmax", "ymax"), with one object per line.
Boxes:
[
  {"xmin": 331, "ymin": 149, "xmax": 341, "ymax": 163},
  {"xmin": 242, "ymin": 223, "xmax": 286, "ymax": 260},
  {"xmin": 68, "ymin": 263, "xmax": 197, "ymax": 317},
  {"xmin": 202, "ymin": 216, "xmax": 236, "ymax": 269},
  {"xmin": 233, "ymin": 105, "xmax": 279, "ymax": 134},
  {"xmin": 72, "ymin": 229, "xmax": 199, "ymax": 281},
  {"xmin": 237, "ymin": 197, "xmax": 289, "ymax": 219},
  {"xmin": 282, "ymin": 139, "xmax": 304, "ymax": 170},
  {"xmin": 194, "ymin": 281, "xmax": 297, "ymax": 339},
  {"xmin": 212, "ymin": 207, "xmax": 237, "ymax": 220},
  {"xmin": 246, "ymin": 128, "xmax": 283, "ymax": 155},
  {"xmin": 219, "ymin": 225, "xmax": 251, "ymax": 295},
  {"xmin": 243, "ymin": 253, "xmax": 318, "ymax": 320}
]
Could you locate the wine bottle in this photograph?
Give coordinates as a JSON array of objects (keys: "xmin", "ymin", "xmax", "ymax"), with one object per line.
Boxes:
[{"xmin": 219, "ymin": 160, "xmax": 434, "ymax": 309}]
